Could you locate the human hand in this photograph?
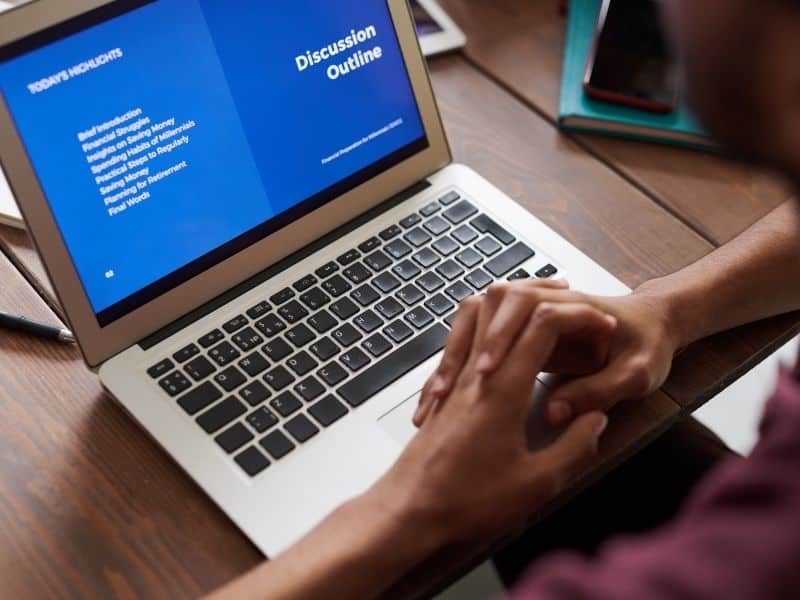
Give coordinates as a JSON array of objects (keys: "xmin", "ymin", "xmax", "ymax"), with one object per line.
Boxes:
[
  {"xmin": 416, "ymin": 280, "xmax": 681, "ymax": 429},
  {"xmin": 367, "ymin": 296, "xmax": 611, "ymax": 544}
]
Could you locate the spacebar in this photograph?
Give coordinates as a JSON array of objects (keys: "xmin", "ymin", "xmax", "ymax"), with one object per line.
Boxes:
[{"xmin": 337, "ymin": 324, "xmax": 449, "ymax": 408}]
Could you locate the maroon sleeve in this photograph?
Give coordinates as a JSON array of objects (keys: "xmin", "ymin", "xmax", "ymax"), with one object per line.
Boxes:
[{"xmin": 512, "ymin": 360, "xmax": 800, "ymax": 600}]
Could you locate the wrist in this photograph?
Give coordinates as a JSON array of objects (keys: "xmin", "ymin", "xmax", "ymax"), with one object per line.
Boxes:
[{"xmin": 633, "ymin": 277, "xmax": 693, "ymax": 352}]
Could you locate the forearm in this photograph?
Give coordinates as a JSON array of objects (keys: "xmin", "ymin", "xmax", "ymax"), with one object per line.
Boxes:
[
  {"xmin": 208, "ymin": 491, "xmax": 441, "ymax": 600},
  {"xmin": 636, "ymin": 200, "xmax": 800, "ymax": 348}
]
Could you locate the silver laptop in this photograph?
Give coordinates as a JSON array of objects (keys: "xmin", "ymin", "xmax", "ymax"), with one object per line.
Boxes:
[{"xmin": 0, "ymin": 0, "xmax": 627, "ymax": 556}]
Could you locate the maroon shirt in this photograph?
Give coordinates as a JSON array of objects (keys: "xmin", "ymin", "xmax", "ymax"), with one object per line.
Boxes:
[{"xmin": 514, "ymin": 356, "xmax": 800, "ymax": 599}]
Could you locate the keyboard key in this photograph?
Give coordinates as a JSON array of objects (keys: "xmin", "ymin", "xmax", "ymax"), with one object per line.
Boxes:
[
  {"xmin": 420, "ymin": 201, "xmax": 440, "ymax": 217},
  {"xmin": 286, "ymin": 323, "xmax": 315, "ymax": 348},
  {"xmin": 223, "ymin": 314, "xmax": 248, "ymax": 334},
  {"xmin": 364, "ymin": 250, "xmax": 392, "ymax": 272},
  {"xmin": 239, "ymin": 380, "xmax": 271, "ymax": 407},
  {"xmin": 173, "ymin": 343, "xmax": 200, "ymax": 363},
  {"xmin": 439, "ymin": 190, "xmax": 460, "ymax": 206},
  {"xmin": 246, "ymin": 301, "xmax": 271, "ymax": 320},
  {"xmin": 344, "ymin": 262, "xmax": 372, "ymax": 284},
  {"xmin": 536, "ymin": 264, "xmax": 559, "ymax": 279},
  {"xmin": 373, "ymin": 272, "xmax": 401, "ymax": 293},
  {"xmin": 264, "ymin": 365, "xmax": 295, "ymax": 391},
  {"xmin": 385, "ymin": 239, "xmax": 412, "ymax": 259},
  {"xmin": 216, "ymin": 423, "xmax": 254, "ymax": 454},
  {"xmin": 354, "ymin": 310, "xmax": 384, "ymax": 333},
  {"xmin": 209, "ymin": 341, "xmax": 240, "ymax": 366},
  {"xmin": 299, "ymin": 287, "xmax": 330, "ymax": 311},
  {"xmin": 286, "ymin": 351, "xmax": 318, "ymax": 376},
  {"xmin": 424, "ymin": 216, "xmax": 450, "ymax": 236},
  {"xmin": 351, "ymin": 283, "xmax": 380, "ymax": 307},
  {"xmin": 247, "ymin": 406, "xmax": 279, "ymax": 433},
  {"xmin": 185, "ymin": 355, "xmax": 216, "ymax": 381},
  {"xmin": 452, "ymin": 225, "xmax": 478, "ymax": 245},
  {"xmin": 232, "ymin": 327, "xmax": 264, "ymax": 352},
  {"xmin": 397, "ymin": 283, "xmax": 425, "ymax": 306},
  {"xmin": 318, "ymin": 362, "xmax": 348, "ymax": 386},
  {"xmin": 293, "ymin": 274, "xmax": 317, "ymax": 292},
  {"xmin": 509, "ymin": 268, "xmax": 530, "ymax": 281},
  {"xmin": 376, "ymin": 297, "xmax": 405, "ymax": 319},
  {"xmin": 309, "ymin": 396, "xmax": 349, "ymax": 427},
  {"xmin": 485, "ymin": 242, "xmax": 535, "ymax": 277},
  {"xmin": 270, "ymin": 287, "xmax": 295, "ymax": 306},
  {"xmin": 432, "ymin": 236, "xmax": 459, "ymax": 256},
  {"xmin": 148, "ymin": 358, "xmax": 174, "ymax": 379},
  {"xmin": 379, "ymin": 225, "xmax": 402, "ymax": 241},
  {"xmin": 295, "ymin": 376, "xmax": 326, "ymax": 402},
  {"xmin": 393, "ymin": 260, "xmax": 421, "ymax": 281},
  {"xmin": 413, "ymin": 248, "xmax": 441, "ymax": 269},
  {"xmin": 255, "ymin": 314, "xmax": 286, "ymax": 338},
  {"xmin": 455, "ymin": 248, "xmax": 483, "ymax": 268},
  {"xmin": 471, "ymin": 214, "xmax": 516, "ymax": 245},
  {"xmin": 384, "ymin": 320, "xmax": 414, "ymax": 343},
  {"xmin": 235, "ymin": 446, "xmax": 270, "ymax": 476},
  {"xmin": 323, "ymin": 275, "xmax": 352, "ymax": 297},
  {"xmin": 260, "ymin": 430, "xmax": 295, "ymax": 460},
  {"xmin": 278, "ymin": 300, "xmax": 308, "ymax": 324},
  {"xmin": 338, "ymin": 324, "xmax": 448, "ymax": 407},
  {"xmin": 400, "ymin": 213, "xmax": 422, "ymax": 229},
  {"xmin": 310, "ymin": 337, "xmax": 340, "ymax": 361},
  {"xmin": 214, "ymin": 366, "xmax": 247, "ymax": 392},
  {"xmin": 178, "ymin": 381, "xmax": 222, "ymax": 415},
  {"xmin": 425, "ymin": 294, "xmax": 455, "ymax": 316},
  {"xmin": 445, "ymin": 312, "xmax": 458, "ymax": 327},
  {"xmin": 358, "ymin": 237, "xmax": 381, "ymax": 253},
  {"xmin": 466, "ymin": 269, "xmax": 493, "ymax": 290},
  {"xmin": 445, "ymin": 281, "xmax": 474, "ymax": 303},
  {"xmin": 315, "ymin": 261, "xmax": 339, "ymax": 279},
  {"xmin": 405, "ymin": 307, "xmax": 435, "ymax": 329},
  {"xmin": 405, "ymin": 227, "xmax": 432, "ymax": 247},
  {"xmin": 417, "ymin": 272, "xmax": 445, "ymax": 293},
  {"xmin": 239, "ymin": 352, "xmax": 270, "ymax": 377},
  {"xmin": 158, "ymin": 371, "xmax": 192, "ymax": 398},
  {"xmin": 262, "ymin": 337, "xmax": 293, "ymax": 362},
  {"xmin": 332, "ymin": 323, "xmax": 362, "ymax": 347},
  {"xmin": 337, "ymin": 248, "xmax": 361, "ymax": 266},
  {"xmin": 197, "ymin": 397, "xmax": 247, "ymax": 434},
  {"xmin": 443, "ymin": 199, "xmax": 478, "ymax": 224},
  {"xmin": 330, "ymin": 297, "xmax": 359, "ymax": 319},
  {"xmin": 285, "ymin": 414, "xmax": 320, "ymax": 443},
  {"xmin": 363, "ymin": 333, "xmax": 392, "ymax": 357},
  {"xmin": 476, "ymin": 236, "xmax": 502, "ymax": 256},
  {"xmin": 308, "ymin": 310, "xmax": 337, "ymax": 333},
  {"xmin": 436, "ymin": 260, "xmax": 465, "ymax": 281},
  {"xmin": 270, "ymin": 391, "xmax": 303, "ymax": 418},
  {"xmin": 340, "ymin": 347, "xmax": 371, "ymax": 372},
  {"xmin": 198, "ymin": 329, "xmax": 224, "ymax": 348}
]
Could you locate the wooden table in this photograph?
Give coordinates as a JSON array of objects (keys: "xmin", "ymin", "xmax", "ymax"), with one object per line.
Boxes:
[{"xmin": 1, "ymin": 1, "xmax": 797, "ymax": 597}]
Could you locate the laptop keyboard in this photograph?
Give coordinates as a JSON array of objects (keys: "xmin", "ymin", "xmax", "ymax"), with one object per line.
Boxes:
[{"xmin": 147, "ymin": 190, "xmax": 558, "ymax": 477}]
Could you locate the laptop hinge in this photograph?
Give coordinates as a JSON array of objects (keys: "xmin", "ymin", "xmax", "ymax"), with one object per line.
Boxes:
[{"xmin": 138, "ymin": 179, "xmax": 432, "ymax": 350}]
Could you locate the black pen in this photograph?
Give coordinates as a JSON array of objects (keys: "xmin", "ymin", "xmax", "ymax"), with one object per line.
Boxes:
[{"xmin": 0, "ymin": 310, "xmax": 75, "ymax": 344}]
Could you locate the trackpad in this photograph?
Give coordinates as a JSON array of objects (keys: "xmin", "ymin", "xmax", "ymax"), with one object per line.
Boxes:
[{"xmin": 379, "ymin": 393, "xmax": 421, "ymax": 446}]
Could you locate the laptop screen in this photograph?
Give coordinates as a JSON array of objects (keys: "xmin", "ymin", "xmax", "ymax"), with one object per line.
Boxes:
[{"xmin": 0, "ymin": 0, "xmax": 428, "ymax": 326}]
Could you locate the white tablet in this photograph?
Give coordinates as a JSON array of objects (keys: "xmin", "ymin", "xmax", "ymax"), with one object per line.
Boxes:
[{"xmin": 411, "ymin": 0, "xmax": 466, "ymax": 57}]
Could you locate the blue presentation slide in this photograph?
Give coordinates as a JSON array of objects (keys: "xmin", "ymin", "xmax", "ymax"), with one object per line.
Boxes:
[{"xmin": 0, "ymin": 0, "xmax": 426, "ymax": 319}]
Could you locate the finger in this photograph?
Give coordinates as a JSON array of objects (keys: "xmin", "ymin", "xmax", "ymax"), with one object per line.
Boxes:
[
  {"xmin": 476, "ymin": 286, "xmax": 587, "ymax": 374},
  {"xmin": 463, "ymin": 283, "xmax": 509, "ymax": 369},
  {"xmin": 414, "ymin": 296, "xmax": 481, "ymax": 426},
  {"xmin": 528, "ymin": 411, "xmax": 608, "ymax": 495},
  {"xmin": 546, "ymin": 358, "xmax": 652, "ymax": 426}
]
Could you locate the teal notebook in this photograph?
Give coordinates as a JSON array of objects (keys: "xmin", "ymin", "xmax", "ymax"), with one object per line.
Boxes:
[{"xmin": 559, "ymin": 0, "xmax": 716, "ymax": 152}]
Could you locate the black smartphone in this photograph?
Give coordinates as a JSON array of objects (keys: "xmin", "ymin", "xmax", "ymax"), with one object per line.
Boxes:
[{"xmin": 583, "ymin": 0, "xmax": 679, "ymax": 113}]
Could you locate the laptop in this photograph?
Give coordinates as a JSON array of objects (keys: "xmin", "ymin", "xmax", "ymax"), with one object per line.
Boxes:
[{"xmin": 0, "ymin": 0, "xmax": 628, "ymax": 556}]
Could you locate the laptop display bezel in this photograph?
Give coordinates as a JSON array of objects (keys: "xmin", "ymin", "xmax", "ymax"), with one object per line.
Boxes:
[{"xmin": 0, "ymin": 0, "xmax": 452, "ymax": 367}]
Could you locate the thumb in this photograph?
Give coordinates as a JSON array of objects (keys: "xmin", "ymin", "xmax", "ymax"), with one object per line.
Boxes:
[
  {"xmin": 530, "ymin": 411, "xmax": 608, "ymax": 493},
  {"xmin": 545, "ymin": 363, "xmax": 633, "ymax": 426}
]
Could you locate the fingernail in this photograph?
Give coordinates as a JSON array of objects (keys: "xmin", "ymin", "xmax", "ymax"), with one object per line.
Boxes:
[
  {"xmin": 555, "ymin": 278, "xmax": 570, "ymax": 288},
  {"xmin": 430, "ymin": 376, "xmax": 446, "ymax": 396},
  {"xmin": 605, "ymin": 315, "xmax": 618, "ymax": 328},
  {"xmin": 476, "ymin": 353, "xmax": 493, "ymax": 373},
  {"xmin": 548, "ymin": 401, "xmax": 572, "ymax": 425},
  {"xmin": 592, "ymin": 413, "xmax": 609, "ymax": 437}
]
